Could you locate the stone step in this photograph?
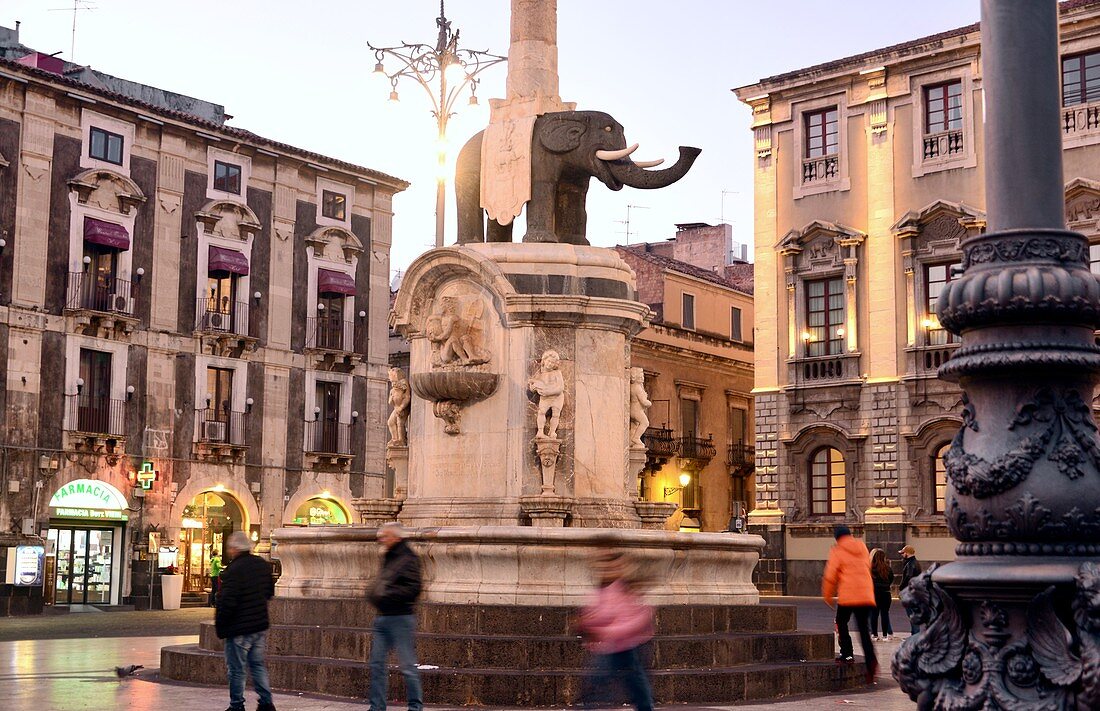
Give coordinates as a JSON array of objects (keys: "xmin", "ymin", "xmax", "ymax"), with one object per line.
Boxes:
[
  {"xmin": 270, "ymin": 598, "xmax": 798, "ymax": 636},
  {"xmin": 196, "ymin": 622, "xmax": 834, "ymax": 669},
  {"xmin": 160, "ymin": 643, "xmax": 866, "ymax": 705}
]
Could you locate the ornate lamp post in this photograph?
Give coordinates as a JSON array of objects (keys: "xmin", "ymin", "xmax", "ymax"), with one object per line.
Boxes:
[
  {"xmin": 369, "ymin": 1, "xmax": 506, "ymax": 248},
  {"xmin": 894, "ymin": 1, "xmax": 1100, "ymax": 708}
]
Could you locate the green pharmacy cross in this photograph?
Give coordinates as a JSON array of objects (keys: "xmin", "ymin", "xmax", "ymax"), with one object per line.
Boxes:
[{"xmin": 136, "ymin": 461, "xmax": 158, "ymax": 490}]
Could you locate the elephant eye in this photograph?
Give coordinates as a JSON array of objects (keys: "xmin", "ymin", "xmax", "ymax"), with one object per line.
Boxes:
[{"xmin": 603, "ymin": 126, "xmax": 612, "ymax": 132}]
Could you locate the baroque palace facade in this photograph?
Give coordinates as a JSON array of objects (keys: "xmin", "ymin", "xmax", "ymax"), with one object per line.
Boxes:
[
  {"xmin": 735, "ymin": 0, "xmax": 1100, "ymax": 594},
  {"xmin": 0, "ymin": 27, "xmax": 406, "ymax": 611}
]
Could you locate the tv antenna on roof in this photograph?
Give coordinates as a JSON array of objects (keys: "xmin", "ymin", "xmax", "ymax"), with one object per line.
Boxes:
[
  {"xmin": 718, "ymin": 189, "xmax": 739, "ymax": 224},
  {"xmin": 48, "ymin": 0, "xmax": 97, "ymax": 64},
  {"xmin": 616, "ymin": 204, "xmax": 649, "ymax": 245}
]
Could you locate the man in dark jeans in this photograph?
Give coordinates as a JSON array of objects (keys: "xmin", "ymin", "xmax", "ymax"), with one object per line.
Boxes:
[
  {"xmin": 899, "ymin": 545, "xmax": 922, "ymax": 634},
  {"xmin": 368, "ymin": 522, "xmax": 423, "ymax": 711},
  {"xmin": 216, "ymin": 531, "xmax": 276, "ymax": 711}
]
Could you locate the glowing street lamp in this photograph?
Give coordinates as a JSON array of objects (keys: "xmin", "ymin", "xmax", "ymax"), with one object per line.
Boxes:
[{"xmin": 368, "ymin": 1, "xmax": 506, "ymax": 248}]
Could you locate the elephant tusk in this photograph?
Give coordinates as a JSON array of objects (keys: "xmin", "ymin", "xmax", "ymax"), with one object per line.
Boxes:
[
  {"xmin": 595, "ymin": 143, "xmax": 639, "ymax": 161},
  {"xmin": 632, "ymin": 159, "xmax": 664, "ymax": 169}
]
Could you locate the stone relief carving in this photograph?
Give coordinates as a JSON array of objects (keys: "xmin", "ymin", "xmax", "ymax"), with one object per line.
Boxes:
[
  {"xmin": 529, "ymin": 350, "xmax": 565, "ymax": 439},
  {"xmin": 628, "ymin": 367, "xmax": 651, "ymax": 448},
  {"xmin": 426, "ymin": 296, "xmax": 491, "ymax": 367},
  {"xmin": 306, "ymin": 225, "xmax": 363, "ymax": 264},
  {"xmin": 196, "ymin": 200, "xmax": 261, "ymax": 241},
  {"xmin": 68, "ymin": 169, "xmax": 146, "ymax": 215},
  {"xmin": 387, "ymin": 367, "xmax": 411, "ymax": 446},
  {"xmin": 408, "ymin": 287, "xmax": 500, "ymax": 436},
  {"xmin": 895, "ymin": 563, "xmax": 1100, "ymax": 710}
]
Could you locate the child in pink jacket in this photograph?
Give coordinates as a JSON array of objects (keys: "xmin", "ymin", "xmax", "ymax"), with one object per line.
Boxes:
[{"xmin": 575, "ymin": 550, "xmax": 654, "ymax": 711}]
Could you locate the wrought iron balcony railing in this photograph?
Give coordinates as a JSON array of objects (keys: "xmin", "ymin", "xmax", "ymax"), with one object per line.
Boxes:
[
  {"xmin": 306, "ymin": 316, "xmax": 356, "ymax": 352},
  {"xmin": 196, "ymin": 408, "xmax": 249, "ymax": 446},
  {"xmin": 677, "ymin": 435, "xmax": 717, "ymax": 463},
  {"xmin": 64, "ymin": 394, "xmax": 126, "ymax": 436},
  {"xmin": 304, "ymin": 419, "xmax": 353, "ymax": 456},
  {"xmin": 195, "ymin": 298, "xmax": 249, "ymax": 336},
  {"xmin": 727, "ymin": 441, "xmax": 756, "ymax": 470},
  {"xmin": 66, "ymin": 273, "xmax": 135, "ymax": 315},
  {"xmin": 641, "ymin": 427, "xmax": 677, "ymax": 458}
]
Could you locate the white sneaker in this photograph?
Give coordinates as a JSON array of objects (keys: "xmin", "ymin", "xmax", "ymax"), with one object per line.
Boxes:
[{"xmin": 885, "ymin": 635, "xmax": 893, "ymax": 641}]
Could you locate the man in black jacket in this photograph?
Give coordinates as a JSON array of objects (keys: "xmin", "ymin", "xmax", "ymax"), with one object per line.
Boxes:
[
  {"xmin": 216, "ymin": 531, "xmax": 276, "ymax": 711},
  {"xmin": 367, "ymin": 522, "xmax": 423, "ymax": 711},
  {"xmin": 898, "ymin": 545, "xmax": 922, "ymax": 635}
]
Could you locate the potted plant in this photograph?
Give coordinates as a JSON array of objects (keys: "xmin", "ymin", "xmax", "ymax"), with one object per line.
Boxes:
[{"xmin": 161, "ymin": 564, "xmax": 183, "ymax": 610}]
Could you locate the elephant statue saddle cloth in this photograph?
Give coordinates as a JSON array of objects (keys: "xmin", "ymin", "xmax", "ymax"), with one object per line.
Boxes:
[{"xmin": 480, "ymin": 114, "xmax": 537, "ymax": 227}]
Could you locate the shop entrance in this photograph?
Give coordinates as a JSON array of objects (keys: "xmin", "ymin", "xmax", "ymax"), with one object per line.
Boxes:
[
  {"xmin": 47, "ymin": 527, "xmax": 116, "ymax": 605},
  {"xmin": 178, "ymin": 490, "xmax": 244, "ymax": 593},
  {"xmin": 291, "ymin": 496, "xmax": 349, "ymax": 525}
]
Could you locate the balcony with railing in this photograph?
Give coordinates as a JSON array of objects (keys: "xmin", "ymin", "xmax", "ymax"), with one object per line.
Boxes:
[
  {"xmin": 65, "ymin": 273, "xmax": 137, "ymax": 337},
  {"xmin": 304, "ymin": 419, "xmax": 354, "ymax": 467},
  {"xmin": 801, "ymin": 155, "xmax": 838, "ymax": 185},
  {"xmin": 641, "ymin": 426, "xmax": 676, "ymax": 472},
  {"xmin": 727, "ymin": 441, "xmax": 756, "ymax": 475},
  {"xmin": 922, "ymin": 129, "xmax": 964, "ymax": 161},
  {"xmin": 305, "ymin": 316, "xmax": 359, "ymax": 366},
  {"xmin": 194, "ymin": 298, "xmax": 255, "ymax": 357},
  {"xmin": 194, "ymin": 407, "xmax": 249, "ymax": 461},
  {"xmin": 1064, "ymin": 101, "xmax": 1100, "ymax": 143},
  {"xmin": 906, "ymin": 342, "xmax": 960, "ymax": 378},
  {"xmin": 64, "ymin": 394, "xmax": 127, "ymax": 461},
  {"xmin": 787, "ymin": 352, "xmax": 862, "ymax": 387},
  {"xmin": 677, "ymin": 435, "xmax": 717, "ymax": 465}
]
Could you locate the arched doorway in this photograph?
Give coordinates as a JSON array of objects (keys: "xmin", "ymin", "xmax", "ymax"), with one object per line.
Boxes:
[
  {"xmin": 291, "ymin": 496, "xmax": 349, "ymax": 526},
  {"xmin": 178, "ymin": 489, "xmax": 245, "ymax": 593}
]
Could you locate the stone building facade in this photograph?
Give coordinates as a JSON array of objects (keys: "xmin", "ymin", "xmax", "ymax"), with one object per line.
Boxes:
[
  {"xmin": 0, "ymin": 29, "xmax": 406, "ymax": 610},
  {"xmin": 617, "ymin": 223, "xmax": 755, "ymax": 533},
  {"xmin": 735, "ymin": 0, "xmax": 1100, "ymax": 594}
]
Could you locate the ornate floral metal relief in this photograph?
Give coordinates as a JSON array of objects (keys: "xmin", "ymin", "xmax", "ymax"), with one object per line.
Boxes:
[
  {"xmin": 894, "ymin": 563, "xmax": 1100, "ymax": 710},
  {"xmin": 944, "ymin": 389, "xmax": 1100, "ymax": 499},
  {"xmin": 961, "ymin": 235, "xmax": 1089, "ymax": 269}
]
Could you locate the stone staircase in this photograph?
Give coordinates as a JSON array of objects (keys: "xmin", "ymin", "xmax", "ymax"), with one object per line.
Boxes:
[{"xmin": 161, "ymin": 598, "xmax": 865, "ymax": 706}]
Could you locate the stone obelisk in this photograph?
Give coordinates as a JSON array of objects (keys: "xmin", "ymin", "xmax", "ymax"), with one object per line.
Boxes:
[{"xmin": 480, "ymin": 0, "xmax": 575, "ymax": 226}]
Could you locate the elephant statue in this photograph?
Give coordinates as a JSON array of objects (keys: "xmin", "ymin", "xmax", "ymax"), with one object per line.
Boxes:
[{"xmin": 455, "ymin": 110, "xmax": 701, "ymax": 245}]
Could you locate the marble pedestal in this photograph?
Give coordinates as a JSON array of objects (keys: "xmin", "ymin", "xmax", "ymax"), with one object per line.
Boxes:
[{"xmin": 391, "ymin": 243, "xmax": 650, "ymax": 528}]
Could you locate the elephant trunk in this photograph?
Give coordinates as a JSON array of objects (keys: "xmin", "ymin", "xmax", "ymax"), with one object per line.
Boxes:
[{"xmin": 605, "ymin": 146, "xmax": 701, "ymax": 190}]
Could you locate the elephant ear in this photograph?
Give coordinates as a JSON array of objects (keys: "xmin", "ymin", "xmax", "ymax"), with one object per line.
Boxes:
[{"xmin": 538, "ymin": 118, "xmax": 587, "ymax": 154}]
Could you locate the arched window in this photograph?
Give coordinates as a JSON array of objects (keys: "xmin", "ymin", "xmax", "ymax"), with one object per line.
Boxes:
[
  {"xmin": 933, "ymin": 443, "xmax": 950, "ymax": 514},
  {"xmin": 810, "ymin": 447, "xmax": 846, "ymax": 515}
]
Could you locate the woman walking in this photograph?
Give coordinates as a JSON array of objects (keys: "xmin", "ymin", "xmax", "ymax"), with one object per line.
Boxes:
[
  {"xmin": 576, "ymin": 550, "xmax": 655, "ymax": 711},
  {"xmin": 868, "ymin": 548, "xmax": 894, "ymax": 641}
]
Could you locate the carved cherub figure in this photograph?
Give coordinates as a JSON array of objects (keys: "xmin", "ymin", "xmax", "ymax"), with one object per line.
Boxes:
[
  {"xmin": 387, "ymin": 367, "xmax": 411, "ymax": 446},
  {"xmin": 528, "ymin": 350, "xmax": 565, "ymax": 439},
  {"xmin": 426, "ymin": 297, "xmax": 464, "ymax": 365},
  {"xmin": 628, "ymin": 367, "xmax": 651, "ymax": 447}
]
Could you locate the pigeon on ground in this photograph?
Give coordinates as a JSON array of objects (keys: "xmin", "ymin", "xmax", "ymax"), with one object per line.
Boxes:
[{"xmin": 115, "ymin": 664, "xmax": 144, "ymax": 677}]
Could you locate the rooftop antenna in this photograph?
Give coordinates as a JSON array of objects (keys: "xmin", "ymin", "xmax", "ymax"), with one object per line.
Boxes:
[
  {"xmin": 718, "ymin": 189, "xmax": 739, "ymax": 224},
  {"xmin": 48, "ymin": 0, "xmax": 96, "ymax": 64},
  {"xmin": 616, "ymin": 204, "xmax": 649, "ymax": 245}
]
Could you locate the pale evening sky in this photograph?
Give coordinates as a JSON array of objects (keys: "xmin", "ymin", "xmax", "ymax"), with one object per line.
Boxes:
[{"xmin": 5, "ymin": 1, "xmax": 980, "ymax": 279}]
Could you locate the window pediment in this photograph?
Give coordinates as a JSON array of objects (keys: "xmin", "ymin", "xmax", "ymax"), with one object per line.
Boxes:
[
  {"xmin": 779, "ymin": 220, "xmax": 864, "ymax": 279},
  {"xmin": 306, "ymin": 225, "xmax": 363, "ymax": 265},
  {"xmin": 67, "ymin": 168, "xmax": 146, "ymax": 215},
  {"xmin": 1065, "ymin": 178, "xmax": 1100, "ymax": 229},
  {"xmin": 894, "ymin": 200, "xmax": 984, "ymax": 270},
  {"xmin": 196, "ymin": 199, "xmax": 261, "ymax": 241}
]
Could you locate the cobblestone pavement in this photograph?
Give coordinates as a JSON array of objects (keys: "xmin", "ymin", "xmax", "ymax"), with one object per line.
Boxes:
[{"xmin": 0, "ymin": 598, "xmax": 917, "ymax": 710}]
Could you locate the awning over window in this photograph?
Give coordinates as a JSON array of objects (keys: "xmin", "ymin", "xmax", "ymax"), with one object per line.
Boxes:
[
  {"xmin": 317, "ymin": 268, "xmax": 356, "ymax": 295},
  {"xmin": 208, "ymin": 246, "xmax": 249, "ymax": 275},
  {"xmin": 83, "ymin": 217, "xmax": 129, "ymax": 249}
]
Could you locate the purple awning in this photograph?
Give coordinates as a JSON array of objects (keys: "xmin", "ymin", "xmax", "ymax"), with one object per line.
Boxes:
[
  {"xmin": 208, "ymin": 246, "xmax": 249, "ymax": 275},
  {"xmin": 83, "ymin": 217, "xmax": 129, "ymax": 249},
  {"xmin": 317, "ymin": 268, "xmax": 356, "ymax": 296}
]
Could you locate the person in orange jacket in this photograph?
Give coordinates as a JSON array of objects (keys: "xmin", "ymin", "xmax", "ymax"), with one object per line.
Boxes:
[{"xmin": 822, "ymin": 525, "xmax": 878, "ymax": 682}]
